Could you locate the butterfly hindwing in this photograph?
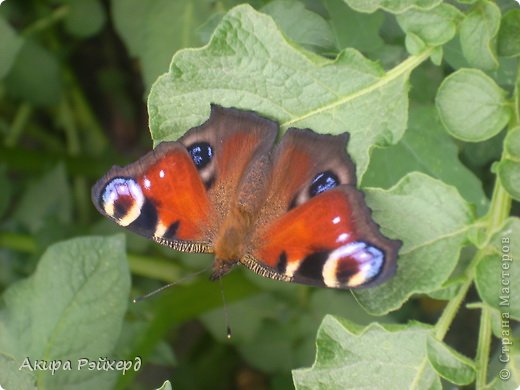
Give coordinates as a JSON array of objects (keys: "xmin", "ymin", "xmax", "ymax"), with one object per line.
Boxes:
[
  {"xmin": 243, "ymin": 128, "xmax": 400, "ymax": 288},
  {"xmin": 246, "ymin": 185, "xmax": 400, "ymax": 288}
]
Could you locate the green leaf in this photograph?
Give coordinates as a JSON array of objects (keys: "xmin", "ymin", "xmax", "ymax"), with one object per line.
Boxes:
[
  {"xmin": 475, "ymin": 218, "xmax": 520, "ymax": 320},
  {"xmin": 435, "ymin": 69, "xmax": 511, "ymax": 142},
  {"xmin": 343, "ymin": 0, "xmax": 441, "ymax": 14},
  {"xmin": 0, "ymin": 16, "xmax": 23, "ymax": 79},
  {"xmin": 427, "ymin": 278, "xmax": 463, "ymax": 300},
  {"xmin": 4, "ymin": 40, "xmax": 62, "ymax": 106},
  {"xmin": 292, "ymin": 316, "xmax": 441, "ymax": 389},
  {"xmin": 112, "ymin": 0, "xmax": 215, "ymax": 90},
  {"xmin": 0, "ymin": 235, "xmax": 130, "ymax": 389},
  {"xmin": 498, "ymin": 160, "xmax": 520, "ymax": 201},
  {"xmin": 497, "ymin": 127, "xmax": 520, "ymax": 200},
  {"xmin": 459, "ymin": 1, "xmax": 500, "ymax": 71},
  {"xmin": 0, "ymin": 355, "xmax": 37, "ymax": 390},
  {"xmin": 63, "ymin": 0, "xmax": 106, "ymax": 38},
  {"xmin": 405, "ymin": 32, "xmax": 426, "ymax": 55},
  {"xmin": 426, "ymin": 336, "xmax": 475, "ymax": 385},
  {"xmin": 430, "ymin": 46, "xmax": 443, "ymax": 65},
  {"xmin": 498, "ymin": 10, "xmax": 520, "ymax": 58},
  {"xmin": 482, "ymin": 344, "xmax": 520, "ymax": 390},
  {"xmin": 13, "ymin": 164, "xmax": 71, "ymax": 233},
  {"xmin": 262, "ymin": 0, "xmax": 335, "ymax": 52},
  {"xmin": 323, "ymin": 0, "xmax": 385, "ymax": 53},
  {"xmin": 504, "ymin": 127, "xmax": 520, "ymax": 158},
  {"xmin": 148, "ymin": 4, "xmax": 415, "ymax": 178},
  {"xmin": 397, "ymin": 3, "xmax": 461, "ymax": 47},
  {"xmin": 111, "ymin": 0, "xmax": 152, "ymax": 58},
  {"xmin": 363, "ymin": 105, "xmax": 489, "ymax": 215},
  {"xmin": 354, "ymin": 172, "xmax": 474, "ymax": 315}
]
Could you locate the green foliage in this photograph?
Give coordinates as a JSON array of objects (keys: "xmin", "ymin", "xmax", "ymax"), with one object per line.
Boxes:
[
  {"xmin": 148, "ymin": 5, "xmax": 411, "ymax": 178},
  {"xmin": 459, "ymin": 1, "xmax": 500, "ymax": 71},
  {"xmin": 498, "ymin": 10, "xmax": 520, "ymax": 58},
  {"xmin": 0, "ymin": 0, "xmax": 519, "ymax": 389},
  {"xmin": 436, "ymin": 68, "xmax": 511, "ymax": 142},
  {"xmin": 292, "ymin": 316, "xmax": 475, "ymax": 389},
  {"xmin": 355, "ymin": 173, "xmax": 474, "ymax": 314},
  {"xmin": 0, "ymin": 236, "xmax": 130, "ymax": 389}
]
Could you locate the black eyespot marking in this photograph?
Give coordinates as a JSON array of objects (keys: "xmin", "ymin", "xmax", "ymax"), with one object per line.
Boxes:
[
  {"xmin": 188, "ymin": 142, "xmax": 213, "ymax": 169},
  {"xmin": 113, "ymin": 198, "xmax": 132, "ymax": 220},
  {"xmin": 295, "ymin": 251, "xmax": 329, "ymax": 284},
  {"xmin": 277, "ymin": 251, "xmax": 288, "ymax": 273},
  {"xmin": 163, "ymin": 220, "xmax": 180, "ymax": 239},
  {"xmin": 130, "ymin": 199, "xmax": 157, "ymax": 232},
  {"xmin": 309, "ymin": 171, "xmax": 339, "ymax": 198}
]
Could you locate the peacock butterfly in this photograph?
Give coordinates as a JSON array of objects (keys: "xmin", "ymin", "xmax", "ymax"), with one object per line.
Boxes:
[{"xmin": 92, "ymin": 105, "xmax": 401, "ymax": 289}]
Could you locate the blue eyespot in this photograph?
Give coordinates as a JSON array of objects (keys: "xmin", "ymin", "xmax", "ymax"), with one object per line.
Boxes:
[
  {"xmin": 188, "ymin": 142, "xmax": 213, "ymax": 169},
  {"xmin": 309, "ymin": 171, "xmax": 339, "ymax": 197}
]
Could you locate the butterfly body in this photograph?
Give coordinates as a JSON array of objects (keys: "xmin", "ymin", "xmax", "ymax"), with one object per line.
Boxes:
[{"xmin": 93, "ymin": 105, "xmax": 401, "ymax": 289}]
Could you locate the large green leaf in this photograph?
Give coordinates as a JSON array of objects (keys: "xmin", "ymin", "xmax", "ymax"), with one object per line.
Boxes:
[
  {"xmin": 354, "ymin": 172, "xmax": 474, "ymax": 315},
  {"xmin": 363, "ymin": 105, "xmax": 488, "ymax": 215},
  {"xmin": 148, "ymin": 4, "xmax": 417, "ymax": 178},
  {"xmin": 0, "ymin": 235, "xmax": 130, "ymax": 389},
  {"xmin": 293, "ymin": 315, "xmax": 473, "ymax": 389}
]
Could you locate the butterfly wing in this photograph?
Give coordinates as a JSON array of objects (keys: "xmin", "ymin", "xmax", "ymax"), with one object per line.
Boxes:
[
  {"xmin": 92, "ymin": 142, "xmax": 214, "ymax": 252},
  {"xmin": 243, "ymin": 129, "xmax": 401, "ymax": 288},
  {"xmin": 92, "ymin": 105, "xmax": 278, "ymax": 252}
]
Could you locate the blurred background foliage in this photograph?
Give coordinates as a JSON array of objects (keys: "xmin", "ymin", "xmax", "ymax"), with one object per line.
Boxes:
[{"xmin": 0, "ymin": 0, "xmax": 518, "ymax": 389}]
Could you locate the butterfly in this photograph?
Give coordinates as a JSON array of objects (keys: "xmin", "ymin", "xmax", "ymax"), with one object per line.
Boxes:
[{"xmin": 92, "ymin": 105, "xmax": 401, "ymax": 289}]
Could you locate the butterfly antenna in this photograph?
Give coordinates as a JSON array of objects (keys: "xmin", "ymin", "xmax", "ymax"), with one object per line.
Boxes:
[
  {"xmin": 218, "ymin": 277, "xmax": 232, "ymax": 339},
  {"xmin": 132, "ymin": 266, "xmax": 210, "ymax": 303}
]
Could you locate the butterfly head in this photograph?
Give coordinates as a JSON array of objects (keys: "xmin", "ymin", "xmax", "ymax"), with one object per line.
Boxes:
[{"xmin": 210, "ymin": 257, "xmax": 239, "ymax": 281}]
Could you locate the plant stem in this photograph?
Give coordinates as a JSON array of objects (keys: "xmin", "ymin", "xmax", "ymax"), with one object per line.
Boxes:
[
  {"xmin": 64, "ymin": 68, "xmax": 108, "ymax": 155},
  {"xmin": 434, "ymin": 274, "xmax": 473, "ymax": 340},
  {"xmin": 23, "ymin": 5, "xmax": 69, "ymax": 37},
  {"xmin": 475, "ymin": 305, "xmax": 492, "ymax": 388},
  {"xmin": 0, "ymin": 232, "xmax": 37, "ymax": 253},
  {"xmin": 60, "ymin": 97, "xmax": 90, "ymax": 225},
  {"xmin": 433, "ymin": 95, "xmax": 515, "ymax": 383},
  {"xmin": 5, "ymin": 103, "xmax": 32, "ymax": 147}
]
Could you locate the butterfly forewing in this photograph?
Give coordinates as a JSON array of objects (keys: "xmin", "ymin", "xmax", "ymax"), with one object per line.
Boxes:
[{"xmin": 91, "ymin": 142, "xmax": 214, "ymax": 252}]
